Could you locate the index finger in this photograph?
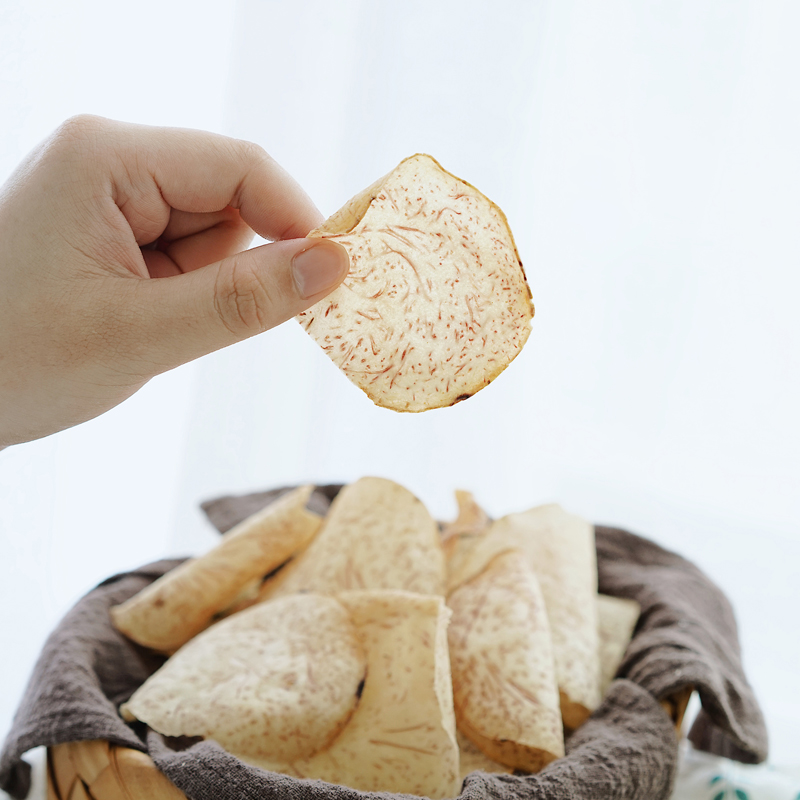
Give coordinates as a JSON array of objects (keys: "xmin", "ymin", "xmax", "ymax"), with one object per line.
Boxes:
[{"xmin": 106, "ymin": 119, "xmax": 324, "ymax": 242}]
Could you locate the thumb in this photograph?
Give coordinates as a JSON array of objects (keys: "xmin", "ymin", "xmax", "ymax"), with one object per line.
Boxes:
[{"xmin": 124, "ymin": 237, "xmax": 349, "ymax": 373}]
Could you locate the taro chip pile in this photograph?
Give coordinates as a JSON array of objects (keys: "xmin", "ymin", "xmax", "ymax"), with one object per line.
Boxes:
[
  {"xmin": 297, "ymin": 155, "xmax": 534, "ymax": 412},
  {"xmin": 121, "ymin": 594, "xmax": 366, "ymax": 764},
  {"xmin": 114, "ymin": 478, "xmax": 637, "ymax": 799}
]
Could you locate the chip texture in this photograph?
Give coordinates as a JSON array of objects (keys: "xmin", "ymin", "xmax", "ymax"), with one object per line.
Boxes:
[
  {"xmin": 442, "ymin": 490, "xmax": 491, "ymax": 585},
  {"xmin": 120, "ymin": 594, "xmax": 365, "ymax": 764},
  {"xmin": 258, "ymin": 476, "xmax": 445, "ymax": 601},
  {"xmin": 297, "ymin": 154, "xmax": 533, "ymax": 412},
  {"xmin": 457, "ymin": 730, "xmax": 513, "ymax": 780},
  {"xmin": 110, "ymin": 485, "xmax": 321, "ymax": 653},
  {"xmin": 494, "ymin": 506, "xmax": 601, "ymax": 728},
  {"xmin": 265, "ymin": 591, "xmax": 460, "ymax": 799},
  {"xmin": 445, "ymin": 504, "xmax": 602, "ymax": 729},
  {"xmin": 597, "ymin": 593, "xmax": 641, "ymax": 695},
  {"xmin": 448, "ymin": 551, "xmax": 564, "ymax": 772}
]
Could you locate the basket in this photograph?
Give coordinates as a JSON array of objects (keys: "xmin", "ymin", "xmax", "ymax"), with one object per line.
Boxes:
[
  {"xmin": 46, "ymin": 740, "xmax": 184, "ymax": 800},
  {"xmin": 46, "ymin": 687, "xmax": 693, "ymax": 800}
]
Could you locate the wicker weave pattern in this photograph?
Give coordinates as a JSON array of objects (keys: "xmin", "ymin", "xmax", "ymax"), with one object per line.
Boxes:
[{"xmin": 47, "ymin": 740, "xmax": 187, "ymax": 800}]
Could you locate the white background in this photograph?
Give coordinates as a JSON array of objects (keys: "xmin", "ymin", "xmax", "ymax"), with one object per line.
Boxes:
[{"xmin": 1, "ymin": 0, "xmax": 798, "ymax": 776}]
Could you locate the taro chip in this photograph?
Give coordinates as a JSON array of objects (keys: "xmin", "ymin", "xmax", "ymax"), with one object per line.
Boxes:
[
  {"xmin": 446, "ymin": 504, "xmax": 602, "ymax": 729},
  {"xmin": 442, "ymin": 490, "xmax": 491, "ymax": 584},
  {"xmin": 597, "ymin": 593, "xmax": 641, "ymax": 695},
  {"xmin": 110, "ymin": 485, "xmax": 322, "ymax": 653},
  {"xmin": 257, "ymin": 476, "xmax": 445, "ymax": 602},
  {"xmin": 263, "ymin": 590, "xmax": 460, "ymax": 799},
  {"xmin": 120, "ymin": 594, "xmax": 366, "ymax": 764},
  {"xmin": 498, "ymin": 505, "xmax": 602, "ymax": 729},
  {"xmin": 297, "ymin": 154, "xmax": 533, "ymax": 412},
  {"xmin": 441, "ymin": 490, "xmax": 491, "ymax": 546},
  {"xmin": 457, "ymin": 730, "xmax": 512, "ymax": 780},
  {"xmin": 448, "ymin": 550, "xmax": 564, "ymax": 772}
]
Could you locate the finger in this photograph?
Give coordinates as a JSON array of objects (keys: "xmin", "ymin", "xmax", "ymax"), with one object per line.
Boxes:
[
  {"xmin": 159, "ymin": 207, "xmax": 245, "ymax": 242},
  {"xmin": 142, "ymin": 217, "xmax": 254, "ymax": 276},
  {"xmin": 146, "ymin": 215, "xmax": 255, "ymax": 276},
  {"xmin": 117, "ymin": 238, "xmax": 349, "ymax": 374},
  {"xmin": 141, "ymin": 207, "xmax": 253, "ymax": 277},
  {"xmin": 106, "ymin": 120, "xmax": 324, "ymax": 243},
  {"xmin": 164, "ymin": 219, "xmax": 255, "ymax": 274},
  {"xmin": 142, "ymin": 250, "xmax": 182, "ymax": 278}
]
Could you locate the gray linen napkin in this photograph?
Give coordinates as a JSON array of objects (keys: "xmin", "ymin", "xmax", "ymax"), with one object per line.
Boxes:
[
  {"xmin": 595, "ymin": 525, "xmax": 769, "ymax": 764},
  {"xmin": 0, "ymin": 487, "xmax": 768, "ymax": 800}
]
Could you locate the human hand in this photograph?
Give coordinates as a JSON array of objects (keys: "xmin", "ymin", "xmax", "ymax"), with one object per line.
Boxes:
[{"xmin": 0, "ymin": 116, "xmax": 349, "ymax": 448}]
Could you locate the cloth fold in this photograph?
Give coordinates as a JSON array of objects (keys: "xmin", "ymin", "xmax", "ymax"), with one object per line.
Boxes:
[
  {"xmin": 0, "ymin": 560, "xmax": 183, "ymax": 799},
  {"xmin": 595, "ymin": 525, "xmax": 768, "ymax": 764},
  {"xmin": 147, "ymin": 680, "xmax": 678, "ymax": 800},
  {"xmin": 0, "ymin": 487, "xmax": 768, "ymax": 800}
]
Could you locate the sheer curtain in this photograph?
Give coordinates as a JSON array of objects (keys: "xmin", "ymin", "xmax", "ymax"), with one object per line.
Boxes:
[
  {"xmin": 173, "ymin": 0, "xmax": 800, "ymax": 760},
  {"xmin": 178, "ymin": 0, "xmax": 800, "ymax": 531},
  {"xmin": 0, "ymin": 0, "xmax": 236, "ymax": 763},
  {"xmin": 1, "ymin": 0, "xmax": 798, "ymax": 770}
]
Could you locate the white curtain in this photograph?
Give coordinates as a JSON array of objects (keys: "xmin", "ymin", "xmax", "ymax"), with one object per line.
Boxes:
[{"xmin": 1, "ymin": 0, "xmax": 798, "ymax": 766}]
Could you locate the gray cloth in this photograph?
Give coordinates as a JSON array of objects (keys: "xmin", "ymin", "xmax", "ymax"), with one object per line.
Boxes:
[
  {"xmin": 147, "ymin": 680, "xmax": 678, "ymax": 800},
  {"xmin": 0, "ymin": 486, "xmax": 768, "ymax": 800},
  {"xmin": 200, "ymin": 485, "xmax": 339, "ymax": 533},
  {"xmin": 0, "ymin": 560, "xmax": 182, "ymax": 799},
  {"xmin": 595, "ymin": 525, "xmax": 769, "ymax": 764}
]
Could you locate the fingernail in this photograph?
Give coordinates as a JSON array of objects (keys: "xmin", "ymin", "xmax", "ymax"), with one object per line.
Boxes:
[{"xmin": 292, "ymin": 240, "xmax": 349, "ymax": 299}]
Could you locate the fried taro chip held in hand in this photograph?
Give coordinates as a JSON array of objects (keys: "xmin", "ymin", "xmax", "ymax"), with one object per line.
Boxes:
[
  {"xmin": 264, "ymin": 590, "xmax": 460, "ymax": 800},
  {"xmin": 257, "ymin": 476, "xmax": 445, "ymax": 602},
  {"xmin": 120, "ymin": 594, "xmax": 366, "ymax": 764},
  {"xmin": 297, "ymin": 154, "xmax": 534, "ymax": 412},
  {"xmin": 110, "ymin": 486, "xmax": 322, "ymax": 653},
  {"xmin": 448, "ymin": 550, "xmax": 564, "ymax": 772}
]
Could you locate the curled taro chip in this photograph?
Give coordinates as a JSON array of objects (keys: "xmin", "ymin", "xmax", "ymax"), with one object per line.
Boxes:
[
  {"xmin": 265, "ymin": 590, "xmax": 460, "ymax": 799},
  {"xmin": 257, "ymin": 476, "xmax": 445, "ymax": 602},
  {"xmin": 445, "ymin": 504, "xmax": 602, "ymax": 729},
  {"xmin": 441, "ymin": 489, "xmax": 491, "ymax": 545},
  {"xmin": 457, "ymin": 729, "xmax": 512, "ymax": 781},
  {"xmin": 442, "ymin": 490, "xmax": 491, "ymax": 585},
  {"xmin": 110, "ymin": 485, "xmax": 321, "ymax": 653},
  {"xmin": 597, "ymin": 593, "xmax": 641, "ymax": 696},
  {"xmin": 120, "ymin": 594, "xmax": 365, "ymax": 765},
  {"xmin": 494, "ymin": 506, "xmax": 601, "ymax": 729},
  {"xmin": 297, "ymin": 154, "xmax": 533, "ymax": 412},
  {"xmin": 448, "ymin": 551, "xmax": 564, "ymax": 772}
]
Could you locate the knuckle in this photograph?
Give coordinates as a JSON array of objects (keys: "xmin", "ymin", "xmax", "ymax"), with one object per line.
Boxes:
[
  {"xmin": 213, "ymin": 259, "xmax": 271, "ymax": 338},
  {"xmin": 53, "ymin": 114, "xmax": 106, "ymax": 146},
  {"xmin": 238, "ymin": 139, "xmax": 271, "ymax": 166},
  {"xmin": 45, "ymin": 115, "xmax": 111, "ymax": 166},
  {"xmin": 230, "ymin": 140, "xmax": 274, "ymax": 208}
]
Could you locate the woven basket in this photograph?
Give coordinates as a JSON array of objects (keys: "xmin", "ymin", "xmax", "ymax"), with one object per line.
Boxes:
[
  {"xmin": 47, "ymin": 740, "xmax": 185, "ymax": 800},
  {"xmin": 46, "ymin": 687, "xmax": 692, "ymax": 800}
]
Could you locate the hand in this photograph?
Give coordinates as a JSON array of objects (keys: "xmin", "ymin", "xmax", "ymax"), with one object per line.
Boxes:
[{"xmin": 0, "ymin": 116, "xmax": 349, "ymax": 448}]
